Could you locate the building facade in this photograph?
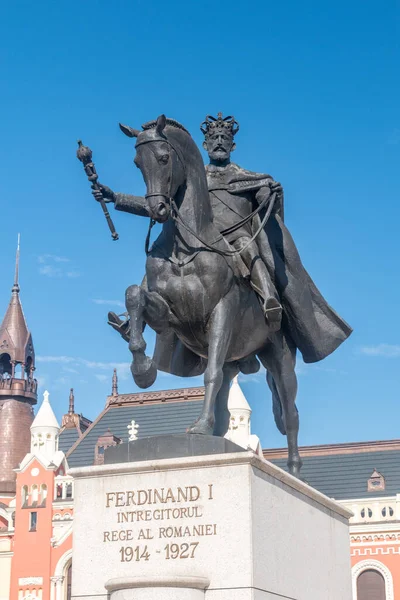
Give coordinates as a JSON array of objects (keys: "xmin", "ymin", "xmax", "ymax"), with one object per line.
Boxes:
[{"xmin": 266, "ymin": 442, "xmax": 400, "ymax": 599}]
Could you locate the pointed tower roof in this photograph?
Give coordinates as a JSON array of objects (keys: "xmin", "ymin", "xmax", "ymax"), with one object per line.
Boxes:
[
  {"xmin": 31, "ymin": 391, "xmax": 60, "ymax": 431},
  {"xmin": 0, "ymin": 235, "xmax": 34, "ymax": 364},
  {"xmin": 225, "ymin": 376, "xmax": 262, "ymax": 456},
  {"xmin": 227, "ymin": 376, "xmax": 251, "ymax": 412}
]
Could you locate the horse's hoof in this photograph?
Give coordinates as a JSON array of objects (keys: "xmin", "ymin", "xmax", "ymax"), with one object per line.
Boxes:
[
  {"xmin": 131, "ymin": 356, "xmax": 157, "ymax": 389},
  {"xmin": 186, "ymin": 417, "xmax": 215, "ymax": 435},
  {"xmin": 288, "ymin": 464, "xmax": 305, "ymax": 481}
]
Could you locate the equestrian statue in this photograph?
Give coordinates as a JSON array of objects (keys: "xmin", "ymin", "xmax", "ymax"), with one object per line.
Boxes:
[{"xmin": 78, "ymin": 113, "xmax": 352, "ymax": 477}]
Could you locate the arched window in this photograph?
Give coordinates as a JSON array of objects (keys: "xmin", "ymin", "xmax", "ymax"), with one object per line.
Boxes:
[
  {"xmin": 357, "ymin": 569, "xmax": 386, "ymax": 599},
  {"xmin": 65, "ymin": 563, "xmax": 72, "ymax": 600},
  {"xmin": 40, "ymin": 484, "xmax": 47, "ymax": 505},
  {"xmin": 25, "ymin": 356, "xmax": 33, "ymax": 377},
  {"xmin": 66, "ymin": 482, "xmax": 73, "ymax": 499},
  {"xmin": 21, "ymin": 485, "xmax": 29, "ymax": 506},
  {"xmin": 56, "ymin": 483, "xmax": 63, "ymax": 499},
  {"xmin": 0, "ymin": 353, "xmax": 12, "ymax": 376},
  {"xmin": 45, "ymin": 433, "xmax": 54, "ymax": 455},
  {"xmin": 31, "ymin": 485, "xmax": 38, "ymax": 503}
]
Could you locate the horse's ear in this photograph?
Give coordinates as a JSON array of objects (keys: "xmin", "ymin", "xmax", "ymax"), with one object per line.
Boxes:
[
  {"xmin": 156, "ymin": 114, "xmax": 167, "ymax": 135},
  {"xmin": 119, "ymin": 123, "xmax": 140, "ymax": 138}
]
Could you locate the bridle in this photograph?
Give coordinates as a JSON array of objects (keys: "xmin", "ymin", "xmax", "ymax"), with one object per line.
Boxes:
[
  {"xmin": 137, "ymin": 135, "xmax": 276, "ymax": 261},
  {"xmin": 135, "ymin": 135, "xmax": 185, "ymax": 204}
]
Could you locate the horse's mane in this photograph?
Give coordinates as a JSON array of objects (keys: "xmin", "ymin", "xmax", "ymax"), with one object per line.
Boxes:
[{"xmin": 141, "ymin": 118, "xmax": 191, "ymax": 136}]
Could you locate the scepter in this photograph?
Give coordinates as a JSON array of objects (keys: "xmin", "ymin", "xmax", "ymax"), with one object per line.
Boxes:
[{"xmin": 76, "ymin": 140, "xmax": 119, "ymax": 241}]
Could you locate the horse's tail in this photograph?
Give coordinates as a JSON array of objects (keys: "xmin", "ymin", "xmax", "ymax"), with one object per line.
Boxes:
[{"xmin": 267, "ymin": 371, "xmax": 286, "ymax": 435}]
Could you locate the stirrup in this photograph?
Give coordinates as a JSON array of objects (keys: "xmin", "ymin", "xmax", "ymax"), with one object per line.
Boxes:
[
  {"xmin": 108, "ymin": 312, "xmax": 130, "ymax": 342},
  {"xmin": 263, "ymin": 299, "xmax": 282, "ymax": 330}
]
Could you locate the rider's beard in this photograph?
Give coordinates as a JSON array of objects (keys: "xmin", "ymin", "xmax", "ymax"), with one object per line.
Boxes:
[{"xmin": 209, "ymin": 147, "xmax": 230, "ymax": 163}]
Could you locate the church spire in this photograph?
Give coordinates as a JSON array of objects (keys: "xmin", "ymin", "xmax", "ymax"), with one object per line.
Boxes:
[
  {"xmin": 112, "ymin": 368, "xmax": 118, "ymax": 396},
  {"xmin": 69, "ymin": 388, "xmax": 75, "ymax": 414},
  {"xmin": 0, "ymin": 237, "xmax": 36, "ymax": 378},
  {"xmin": 0, "ymin": 238, "xmax": 37, "ymax": 493},
  {"xmin": 12, "ymin": 234, "xmax": 20, "ymax": 294}
]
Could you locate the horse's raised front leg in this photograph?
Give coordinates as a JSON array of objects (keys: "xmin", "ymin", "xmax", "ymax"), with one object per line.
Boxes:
[
  {"xmin": 187, "ymin": 299, "xmax": 232, "ymax": 435},
  {"xmin": 125, "ymin": 284, "xmax": 170, "ymax": 389},
  {"xmin": 258, "ymin": 332, "xmax": 302, "ymax": 478}
]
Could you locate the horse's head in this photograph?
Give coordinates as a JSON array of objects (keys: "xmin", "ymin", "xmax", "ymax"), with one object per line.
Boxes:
[{"xmin": 120, "ymin": 115, "xmax": 186, "ymax": 223}]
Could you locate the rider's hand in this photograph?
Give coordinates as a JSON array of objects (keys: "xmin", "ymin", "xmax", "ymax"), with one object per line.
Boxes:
[
  {"xmin": 91, "ymin": 183, "xmax": 115, "ymax": 203},
  {"xmin": 270, "ymin": 181, "xmax": 283, "ymax": 198}
]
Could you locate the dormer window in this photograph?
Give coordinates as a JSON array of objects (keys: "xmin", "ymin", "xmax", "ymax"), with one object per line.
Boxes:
[
  {"xmin": 94, "ymin": 429, "xmax": 121, "ymax": 465},
  {"xmin": 368, "ymin": 469, "xmax": 385, "ymax": 492}
]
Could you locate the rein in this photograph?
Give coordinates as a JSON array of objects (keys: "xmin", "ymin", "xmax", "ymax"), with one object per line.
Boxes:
[
  {"xmin": 145, "ymin": 192, "xmax": 276, "ymax": 265},
  {"xmin": 171, "ymin": 192, "xmax": 276, "ymax": 258},
  {"xmin": 138, "ymin": 135, "xmax": 276, "ymax": 263}
]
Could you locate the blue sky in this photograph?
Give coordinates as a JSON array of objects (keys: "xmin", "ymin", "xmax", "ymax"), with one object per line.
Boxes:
[{"xmin": 1, "ymin": 0, "xmax": 399, "ymax": 448}]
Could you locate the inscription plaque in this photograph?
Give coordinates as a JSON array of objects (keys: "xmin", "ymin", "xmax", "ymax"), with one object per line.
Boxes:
[{"xmin": 103, "ymin": 484, "xmax": 216, "ymax": 563}]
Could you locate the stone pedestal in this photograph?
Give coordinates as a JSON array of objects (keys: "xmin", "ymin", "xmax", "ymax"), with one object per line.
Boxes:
[{"xmin": 70, "ymin": 450, "xmax": 352, "ymax": 600}]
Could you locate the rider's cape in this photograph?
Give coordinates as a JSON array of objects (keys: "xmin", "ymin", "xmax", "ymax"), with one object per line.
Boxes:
[{"xmin": 153, "ymin": 163, "xmax": 352, "ymax": 376}]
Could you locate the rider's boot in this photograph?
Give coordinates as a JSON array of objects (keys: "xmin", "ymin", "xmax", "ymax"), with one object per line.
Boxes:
[
  {"xmin": 263, "ymin": 297, "xmax": 282, "ymax": 330},
  {"xmin": 250, "ymin": 261, "xmax": 282, "ymax": 331}
]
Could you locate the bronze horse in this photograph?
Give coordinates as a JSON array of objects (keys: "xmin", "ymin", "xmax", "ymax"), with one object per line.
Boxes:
[{"xmin": 113, "ymin": 115, "xmax": 302, "ymax": 477}]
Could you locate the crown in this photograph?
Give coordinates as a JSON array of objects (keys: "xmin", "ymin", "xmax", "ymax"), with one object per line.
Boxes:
[{"xmin": 200, "ymin": 112, "xmax": 239, "ymax": 138}]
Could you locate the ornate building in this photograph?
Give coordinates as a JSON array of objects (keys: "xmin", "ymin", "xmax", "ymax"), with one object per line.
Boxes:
[
  {"xmin": 2, "ymin": 381, "xmax": 400, "ymax": 600},
  {"xmin": 266, "ymin": 442, "xmax": 400, "ymax": 599},
  {"xmin": 10, "ymin": 391, "xmax": 73, "ymax": 600}
]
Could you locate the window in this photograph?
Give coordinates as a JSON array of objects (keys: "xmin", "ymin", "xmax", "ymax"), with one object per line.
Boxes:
[
  {"xmin": 29, "ymin": 512, "xmax": 37, "ymax": 532},
  {"xmin": 21, "ymin": 485, "xmax": 28, "ymax": 506},
  {"xmin": 360, "ymin": 507, "xmax": 373, "ymax": 519},
  {"xmin": 357, "ymin": 569, "xmax": 385, "ymax": 599},
  {"xmin": 66, "ymin": 563, "xmax": 72, "ymax": 600},
  {"xmin": 25, "ymin": 356, "xmax": 33, "ymax": 376},
  {"xmin": 381, "ymin": 506, "xmax": 394, "ymax": 518},
  {"xmin": 40, "ymin": 484, "xmax": 47, "ymax": 505},
  {"xmin": 56, "ymin": 484, "xmax": 63, "ymax": 499},
  {"xmin": 31, "ymin": 485, "xmax": 39, "ymax": 503},
  {"xmin": 0, "ymin": 353, "xmax": 12, "ymax": 377}
]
